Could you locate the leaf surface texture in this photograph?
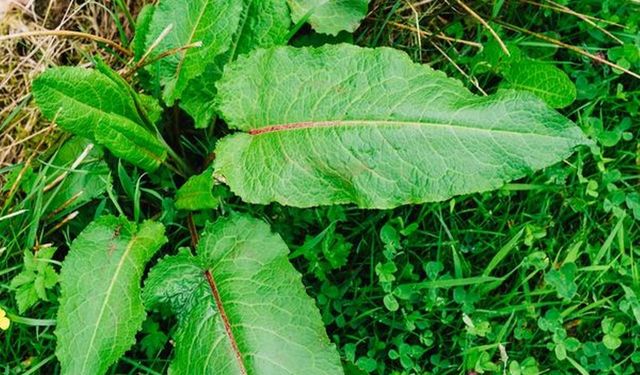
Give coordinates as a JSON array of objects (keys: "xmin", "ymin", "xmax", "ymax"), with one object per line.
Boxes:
[
  {"xmin": 175, "ymin": 167, "xmax": 218, "ymax": 210},
  {"xmin": 143, "ymin": 214, "xmax": 342, "ymax": 374}
]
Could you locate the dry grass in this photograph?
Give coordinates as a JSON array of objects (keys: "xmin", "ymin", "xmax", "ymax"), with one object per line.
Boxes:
[{"xmin": 0, "ymin": 0, "xmax": 144, "ymax": 170}]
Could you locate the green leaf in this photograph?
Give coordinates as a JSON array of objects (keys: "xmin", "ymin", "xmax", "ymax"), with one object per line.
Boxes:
[
  {"xmin": 287, "ymin": 0, "xmax": 369, "ymax": 35},
  {"xmin": 56, "ymin": 216, "xmax": 166, "ymax": 375},
  {"xmin": 603, "ymin": 335, "xmax": 622, "ymax": 350},
  {"xmin": 32, "ymin": 67, "xmax": 167, "ymax": 171},
  {"xmin": 174, "ymin": 168, "xmax": 218, "ymax": 210},
  {"xmin": 93, "ymin": 113, "xmax": 167, "ymax": 171},
  {"xmin": 214, "ymin": 45, "xmax": 590, "ymax": 209},
  {"xmin": 144, "ymin": 0, "xmax": 243, "ymax": 106},
  {"xmin": 10, "ymin": 247, "xmax": 58, "ymax": 313},
  {"xmin": 235, "ymin": 0, "xmax": 291, "ymax": 56},
  {"xmin": 148, "ymin": 0, "xmax": 291, "ymax": 128},
  {"xmin": 139, "ymin": 319, "xmax": 168, "ymax": 357},
  {"xmin": 143, "ymin": 214, "xmax": 342, "ymax": 374},
  {"xmin": 32, "ymin": 67, "xmax": 144, "ymax": 139},
  {"xmin": 501, "ymin": 59, "xmax": 577, "ymax": 108},
  {"xmin": 132, "ymin": 4, "xmax": 155, "ymax": 61},
  {"xmin": 545, "ymin": 262, "xmax": 578, "ymax": 300}
]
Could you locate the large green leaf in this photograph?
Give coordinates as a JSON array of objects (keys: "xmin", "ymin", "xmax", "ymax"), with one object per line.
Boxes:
[
  {"xmin": 56, "ymin": 216, "xmax": 166, "ymax": 375},
  {"xmin": 145, "ymin": 0, "xmax": 291, "ymax": 128},
  {"xmin": 32, "ymin": 67, "xmax": 167, "ymax": 171},
  {"xmin": 234, "ymin": 0, "xmax": 291, "ymax": 56},
  {"xmin": 472, "ymin": 42, "xmax": 576, "ymax": 109},
  {"xmin": 214, "ymin": 44, "xmax": 591, "ymax": 209},
  {"xmin": 287, "ymin": 0, "xmax": 369, "ymax": 35},
  {"xmin": 143, "ymin": 214, "xmax": 343, "ymax": 374}
]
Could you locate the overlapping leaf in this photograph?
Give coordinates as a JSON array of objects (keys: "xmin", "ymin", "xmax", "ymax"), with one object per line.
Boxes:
[
  {"xmin": 214, "ymin": 44, "xmax": 591, "ymax": 208},
  {"xmin": 56, "ymin": 216, "xmax": 166, "ymax": 375},
  {"xmin": 501, "ymin": 59, "xmax": 577, "ymax": 108},
  {"xmin": 144, "ymin": 0, "xmax": 243, "ymax": 105},
  {"xmin": 142, "ymin": 0, "xmax": 291, "ymax": 128},
  {"xmin": 174, "ymin": 167, "xmax": 218, "ymax": 210},
  {"xmin": 473, "ymin": 42, "xmax": 577, "ymax": 108},
  {"xmin": 32, "ymin": 67, "xmax": 167, "ymax": 171},
  {"xmin": 287, "ymin": 0, "xmax": 369, "ymax": 35},
  {"xmin": 143, "ymin": 214, "xmax": 343, "ymax": 374}
]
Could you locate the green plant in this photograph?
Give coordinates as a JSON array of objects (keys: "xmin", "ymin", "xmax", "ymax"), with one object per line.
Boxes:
[{"xmin": 5, "ymin": 0, "xmax": 617, "ymax": 374}]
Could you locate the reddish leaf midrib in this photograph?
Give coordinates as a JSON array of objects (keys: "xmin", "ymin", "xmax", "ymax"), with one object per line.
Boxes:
[
  {"xmin": 246, "ymin": 119, "xmax": 573, "ymax": 141},
  {"xmin": 248, "ymin": 121, "xmax": 341, "ymax": 135},
  {"xmin": 204, "ymin": 270, "xmax": 248, "ymax": 375}
]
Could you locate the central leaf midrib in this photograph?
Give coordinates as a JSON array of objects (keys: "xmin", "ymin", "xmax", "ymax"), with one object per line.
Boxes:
[
  {"xmin": 204, "ymin": 270, "xmax": 248, "ymax": 374},
  {"xmin": 173, "ymin": 0, "xmax": 212, "ymax": 84},
  {"xmin": 247, "ymin": 119, "xmax": 570, "ymax": 140}
]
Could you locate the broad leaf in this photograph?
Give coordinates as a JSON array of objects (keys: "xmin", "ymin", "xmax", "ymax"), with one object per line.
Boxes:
[
  {"xmin": 214, "ymin": 45, "xmax": 591, "ymax": 208},
  {"xmin": 234, "ymin": 0, "xmax": 291, "ymax": 55},
  {"xmin": 473, "ymin": 42, "xmax": 576, "ymax": 109},
  {"xmin": 287, "ymin": 0, "xmax": 369, "ymax": 35},
  {"xmin": 56, "ymin": 216, "xmax": 166, "ymax": 375},
  {"xmin": 32, "ymin": 67, "xmax": 167, "ymax": 171},
  {"xmin": 146, "ymin": 0, "xmax": 291, "ymax": 128},
  {"xmin": 143, "ymin": 214, "xmax": 343, "ymax": 374},
  {"xmin": 501, "ymin": 59, "xmax": 577, "ymax": 108}
]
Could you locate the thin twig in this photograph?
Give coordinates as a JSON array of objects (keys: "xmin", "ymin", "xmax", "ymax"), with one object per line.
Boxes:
[
  {"xmin": 123, "ymin": 41, "xmax": 202, "ymax": 78},
  {"xmin": 136, "ymin": 24, "xmax": 173, "ymax": 65},
  {"xmin": 522, "ymin": 0, "xmax": 623, "ymax": 44},
  {"xmin": 387, "ymin": 21, "xmax": 482, "ymax": 48},
  {"xmin": 430, "ymin": 41, "xmax": 488, "ymax": 96},
  {"xmin": 456, "ymin": 0, "xmax": 510, "ymax": 56},
  {"xmin": 520, "ymin": 0, "xmax": 625, "ymax": 27},
  {"xmin": 5, "ymin": 122, "xmax": 56, "ymax": 148},
  {"xmin": 45, "ymin": 211, "xmax": 79, "ymax": 237},
  {"xmin": 405, "ymin": 1, "xmax": 423, "ymax": 61},
  {"xmin": 0, "ymin": 30, "xmax": 131, "ymax": 56},
  {"xmin": 497, "ymin": 21, "xmax": 640, "ymax": 80}
]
